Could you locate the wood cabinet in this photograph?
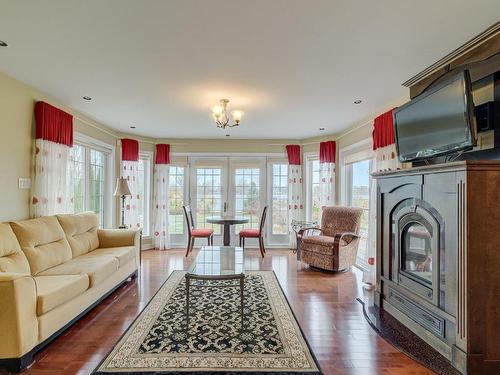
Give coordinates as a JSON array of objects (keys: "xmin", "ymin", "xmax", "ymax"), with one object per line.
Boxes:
[{"xmin": 374, "ymin": 161, "xmax": 500, "ymax": 374}]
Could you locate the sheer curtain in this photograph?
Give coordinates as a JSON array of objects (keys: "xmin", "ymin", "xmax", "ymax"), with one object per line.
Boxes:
[
  {"xmin": 319, "ymin": 141, "xmax": 336, "ymax": 211},
  {"xmin": 31, "ymin": 102, "xmax": 74, "ymax": 217},
  {"xmin": 364, "ymin": 110, "xmax": 409, "ymax": 287},
  {"xmin": 121, "ymin": 139, "xmax": 141, "ymax": 229},
  {"xmin": 153, "ymin": 144, "xmax": 170, "ymax": 250},
  {"xmin": 286, "ymin": 145, "xmax": 304, "ymax": 248}
]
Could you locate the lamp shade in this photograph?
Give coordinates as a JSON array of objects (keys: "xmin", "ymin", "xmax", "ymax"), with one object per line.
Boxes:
[{"xmin": 114, "ymin": 177, "xmax": 132, "ymax": 196}]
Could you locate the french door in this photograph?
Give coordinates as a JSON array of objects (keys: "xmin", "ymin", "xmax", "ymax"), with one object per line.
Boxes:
[{"xmin": 189, "ymin": 157, "xmax": 266, "ymax": 246}]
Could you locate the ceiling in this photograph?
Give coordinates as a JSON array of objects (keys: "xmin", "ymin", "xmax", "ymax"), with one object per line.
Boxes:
[{"xmin": 0, "ymin": 1, "xmax": 499, "ymax": 139}]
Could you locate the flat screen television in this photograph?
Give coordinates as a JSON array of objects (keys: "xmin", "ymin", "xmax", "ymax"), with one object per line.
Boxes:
[{"xmin": 394, "ymin": 70, "xmax": 477, "ymax": 163}]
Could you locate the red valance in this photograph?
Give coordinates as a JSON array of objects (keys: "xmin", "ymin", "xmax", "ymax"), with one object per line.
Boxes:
[
  {"xmin": 34, "ymin": 101, "xmax": 73, "ymax": 146},
  {"xmin": 155, "ymin": 144, "xmax": 170, "ymax": 165},
  {"xmin": 121, "ymin": 138, "xmax": 139, "ymax": 161},
  {"xmin": 373, "ymin": 109, "xmax": 396, "ymax": 150},
  {"xmin": 286, "ymin": 145, "xmax": 301, "ymax": 165},
  {"xmin": 319, "ymin": 141, "xmax": 336, "ymax": 163}
]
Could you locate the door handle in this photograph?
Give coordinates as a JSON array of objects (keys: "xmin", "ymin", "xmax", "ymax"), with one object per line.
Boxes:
[{"xmin": 224, "ymin": 202, "xmax": 227, "ymax": 213}]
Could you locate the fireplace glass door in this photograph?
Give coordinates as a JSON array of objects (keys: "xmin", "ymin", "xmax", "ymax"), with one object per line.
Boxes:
[{"xmin": 401, "ymin": 223, "xmax": 433, "ymax": 285}]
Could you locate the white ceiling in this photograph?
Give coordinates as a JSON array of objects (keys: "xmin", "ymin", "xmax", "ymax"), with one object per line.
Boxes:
[{"xmin": 0, "ymin": 1, "xmax": 499, "ymax": 139}]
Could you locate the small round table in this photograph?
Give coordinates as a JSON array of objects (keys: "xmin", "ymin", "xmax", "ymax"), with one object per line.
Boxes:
[{"xmin": 207, "ymin": 216, "xmax": 249, "ymax": 246}]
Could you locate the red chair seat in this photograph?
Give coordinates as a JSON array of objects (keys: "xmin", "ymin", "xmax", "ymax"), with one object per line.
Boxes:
[
  {"xmin": 239, "ymin": 229, "xmax": 260, "ymax": 238},
  {"xmin": 191, "ymin": 228, "xmax": 214, "ymax": 237}
]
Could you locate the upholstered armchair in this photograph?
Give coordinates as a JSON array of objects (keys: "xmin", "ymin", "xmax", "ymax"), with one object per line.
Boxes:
[{"xmin": 300, "ymin": 206, "xmax": 364, "ymax": 271}]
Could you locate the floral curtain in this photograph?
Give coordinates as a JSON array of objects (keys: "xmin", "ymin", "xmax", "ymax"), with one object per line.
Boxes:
[
  {"xmin": 121, "ymin": 139, "xmax": 141, "ymax": 230},
  {"xmin": 153, "ymin": 144, "xmax": 170, "ymax": 250},
  {"xmin": 364, "ymin": 110, "xmax": 409, "ymax": 287},
  {"xmin": 319, "ymin": 141, "xmax": 336, "ymax": 214},
  {"xmin": 31, "ymin": 102, "xmax": 74, "ymax": 217},
  {"xmin": 286, "ymin": 145, "xmax": 304, "ymax": 248}
]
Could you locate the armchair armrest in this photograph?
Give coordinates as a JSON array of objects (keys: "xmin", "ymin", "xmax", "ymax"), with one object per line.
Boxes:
[
  {"xmin": 97, "ymin": 229, "xmax": 141, "ymax": 248},
  {"xmin": 333, "ymin": 231, "xmax": 360, "ymax": 245},
  {"xmin": 0, "ymin": 273, "xmax": 38, "ymax": 358}
]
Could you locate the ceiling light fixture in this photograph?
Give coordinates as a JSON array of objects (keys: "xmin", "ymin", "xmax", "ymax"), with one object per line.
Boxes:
[
  {"xmin": 212, "ymin": 99, "xmax": 244, "ymax": 129},
  {"xmin": 130, "ymin": 126, "xmax": 136, "ymax": 129},
  {"xmin": 319, "ymin": 127, "xmax": 325, "ymax": 131},
  {"xmin": 83, "ymin": 96, "xmax": 92, "ymax": 101},
  {"xmin": 226, "ymin": 134, "xmax": 230, "ymax": 137},
  {"xmin": 354, "ymin": 99, "xmax": 362, "ymax": 104},
  {"xmin": 0, "ymin": 41, "xmax": 7, "ymax": 47}
]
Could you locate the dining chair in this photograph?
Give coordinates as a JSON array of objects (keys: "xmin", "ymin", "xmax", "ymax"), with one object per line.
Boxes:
[
  {"xmin": 238, "ymin": 205, "xmax": 268, "ymax": 258},
  {"xmin": 183, "ymin": 204, "xmax": 214, "ymax": 257}
]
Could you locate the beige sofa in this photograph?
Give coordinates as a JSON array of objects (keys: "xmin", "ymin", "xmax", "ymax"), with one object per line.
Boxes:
[{"xmin": 0, "ymin": 212, "xmax": 140, "ymax": 372}]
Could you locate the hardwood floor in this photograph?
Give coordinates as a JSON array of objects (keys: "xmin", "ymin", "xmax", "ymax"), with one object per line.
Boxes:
[{"xmin": 3, "ymin": 249, "xmax": 434, "ymax": 375}]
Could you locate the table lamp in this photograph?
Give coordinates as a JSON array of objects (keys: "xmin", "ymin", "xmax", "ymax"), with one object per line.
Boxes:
[{"xmin": 114, "ymin": 177, "xmax": 132, "ymax": 229}]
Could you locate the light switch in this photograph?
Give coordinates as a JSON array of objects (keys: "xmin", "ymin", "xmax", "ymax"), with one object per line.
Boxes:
[{"xmin": 18, "ymin": 178, "xmax": 32, "ymax": 189}]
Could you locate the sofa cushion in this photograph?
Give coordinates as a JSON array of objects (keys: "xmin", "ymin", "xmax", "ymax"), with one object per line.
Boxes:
[
  {"xmin": 84, "ymin": 246, "xmax": 136, "ymax": 267},
  {"xmin": 10, "ymin": 216, "xmax": 72, "ymax": 275},
  {"xmin": 34, "ymin": 275, "xmax": 89, "ymax": 315},
  {"xmin": 56, "ymin": 212, "xmax": 99, "ymax": 257},
  {"xmin": 38, "ymin": 256, "xmax": 118, "ymax": 287},
  {"xmin": 0, "ymin": 223, "xmax": 31, "ymax": 274}
]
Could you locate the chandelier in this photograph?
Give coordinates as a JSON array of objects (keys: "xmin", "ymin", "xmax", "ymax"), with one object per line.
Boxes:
[{"xmin": 212, "ymin": 99, "xmax": 244, "ymax": 128}]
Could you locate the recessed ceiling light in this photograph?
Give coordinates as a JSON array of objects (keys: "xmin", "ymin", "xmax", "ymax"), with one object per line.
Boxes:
[
  {"xmin": 130, "ymin": 126, "xmax": 136, "ymax": 129},
  {"xmin": 319, "ymin": 127, "xmax": 325, "ymax": 131},
  {"xmin": 225, "ymin": 134, "xmax": 230, "ymax": 137},
  {"xmin": 82, "ymin": 96, "xmax": 92, "ymax": 101},
  {"xmin": 354, "ymin": 99, "xmax": 362, "ymax": 104},
  {"xmin": 0, "ymin": 40, "xmax": 8, "ymax": 47}
]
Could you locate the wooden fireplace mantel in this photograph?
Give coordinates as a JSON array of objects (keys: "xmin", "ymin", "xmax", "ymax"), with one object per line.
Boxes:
[{"xmin": 374, "ymin": 161, "xmax": 500, "ymax": 375}]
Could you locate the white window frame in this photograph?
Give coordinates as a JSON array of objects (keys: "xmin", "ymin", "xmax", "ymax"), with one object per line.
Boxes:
[
  {"xmin": 138, "ymin": 151, "xmax": 153, "ymax": 237},
  {"xmin": 73, "ymin": 132, "xmax": 115, "ymax": 228}
]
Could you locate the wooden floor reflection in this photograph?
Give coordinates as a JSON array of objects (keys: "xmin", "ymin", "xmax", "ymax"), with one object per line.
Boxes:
[{"xmin": 5, "ymin": 249, "xmax": 434, "ymax": 375}]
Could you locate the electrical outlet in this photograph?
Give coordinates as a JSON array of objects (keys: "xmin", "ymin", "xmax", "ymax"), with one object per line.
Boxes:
[{"xmin": 18, "ymin": 178, "xmax": 32, "ymax": 189}]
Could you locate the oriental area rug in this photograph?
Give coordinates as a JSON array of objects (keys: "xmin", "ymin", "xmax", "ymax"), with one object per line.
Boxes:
[{"xmin": 93, "ymin": 271, "xmax": 322, "ymax": 375}]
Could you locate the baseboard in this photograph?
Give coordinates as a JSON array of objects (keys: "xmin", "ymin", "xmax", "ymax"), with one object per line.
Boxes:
[{"xmin": 0, "ymin": 270, "xmax": 138, "ymax": 372}]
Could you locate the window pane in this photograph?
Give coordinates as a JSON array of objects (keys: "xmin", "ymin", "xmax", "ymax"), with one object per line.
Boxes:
[
  {"xmin": 349, "ymin": 159, "xmax": 370, "ymax": 265},
  {"xmin": 89, "ymin": 149, "xmax": 105, "ymax": 227},
  {"xmin": 196, "ymin": 168, "xmax": 222, "ymax": 235},
  {"xmin": 272, "ymin": 163, "xmax": 288, "ymax": 235},
  {"xmin": 137, "ymin": 157, "xmax": 151, "ymax": 236},
  {"xmin": 71, "ymin": 145, "xmax": 85, "ymax": 214},
  {"xmin": 168, "ymin": 166, "xmax": 185, "ymax": 235},
  {"xmin": 310, "ymin": 159, "xmax": 321, "ymax": 223},
  {"xmin": 234, "ymin": 168, "xmax": 261, "ymax": 233}
]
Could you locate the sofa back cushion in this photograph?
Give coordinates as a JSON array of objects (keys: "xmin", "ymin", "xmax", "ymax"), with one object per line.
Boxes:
[
  {"xmin": 56, "ymin": 212, "xmax": 99, "ymax": 257},
  {"xmin": 0, "ymin": 223, "xmax": 31, "ymax": 274},
  {"xmin": 10, "ymin": 216, "xmax": 72, "ymax": 275}
]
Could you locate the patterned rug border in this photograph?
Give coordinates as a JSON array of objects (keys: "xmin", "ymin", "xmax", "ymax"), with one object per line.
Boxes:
[{"xmin": 92, "ymin": 270, "xmax": 323, "ymax": 375}]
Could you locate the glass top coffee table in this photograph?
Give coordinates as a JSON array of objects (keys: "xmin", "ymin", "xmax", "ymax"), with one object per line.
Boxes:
[{"xmin": 185, "ymin": 246, "xmax": 245, "ymax": 328}]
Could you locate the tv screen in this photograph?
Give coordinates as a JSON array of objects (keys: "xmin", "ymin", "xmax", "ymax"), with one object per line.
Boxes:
[{"xmin": 394, "ymin": 70, "xmax": 476, "ymax": 163}]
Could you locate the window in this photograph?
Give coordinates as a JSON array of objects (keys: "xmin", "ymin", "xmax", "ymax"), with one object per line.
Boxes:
[
  {"xmin": 89, "ymin": 149, "xmax": 105, "ymax": 225},
  {"xmin": 345, "ymin": 159, "xmax": 371, "ymax": 267},
  {"xmin": 271, "ymin": 164, "xmax": 288, "ymax": 235},
  {"xmin": 196, "ymin": 168, "xmax": 222, "ymax": 234},
  {"xmin": 70, "ymin": 142, "xmax": 110, "ymax": 227},
  {"xmin": 137, "ymin": 155, "xmax": 151, "ymax": 236},
  {"xmin": 234, "ymin": 168, "xmax": 261, "ymax": 232},
  {"xmin": 168, "ymin": 166, "xmax": 185, "ymax": 235},
  {"xmin": 306, "ymin": 157, "xmax": 321, "ymax": 223}
]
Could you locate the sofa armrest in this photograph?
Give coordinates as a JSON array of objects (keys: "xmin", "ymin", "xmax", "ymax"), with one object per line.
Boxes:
[
  {"xmin": 97, "ymin": 229, "xmax": 141, "ymax": 248},
  {"xmin": 0, "ymin": 273, "xmax": 38, "ymax": 359}
]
